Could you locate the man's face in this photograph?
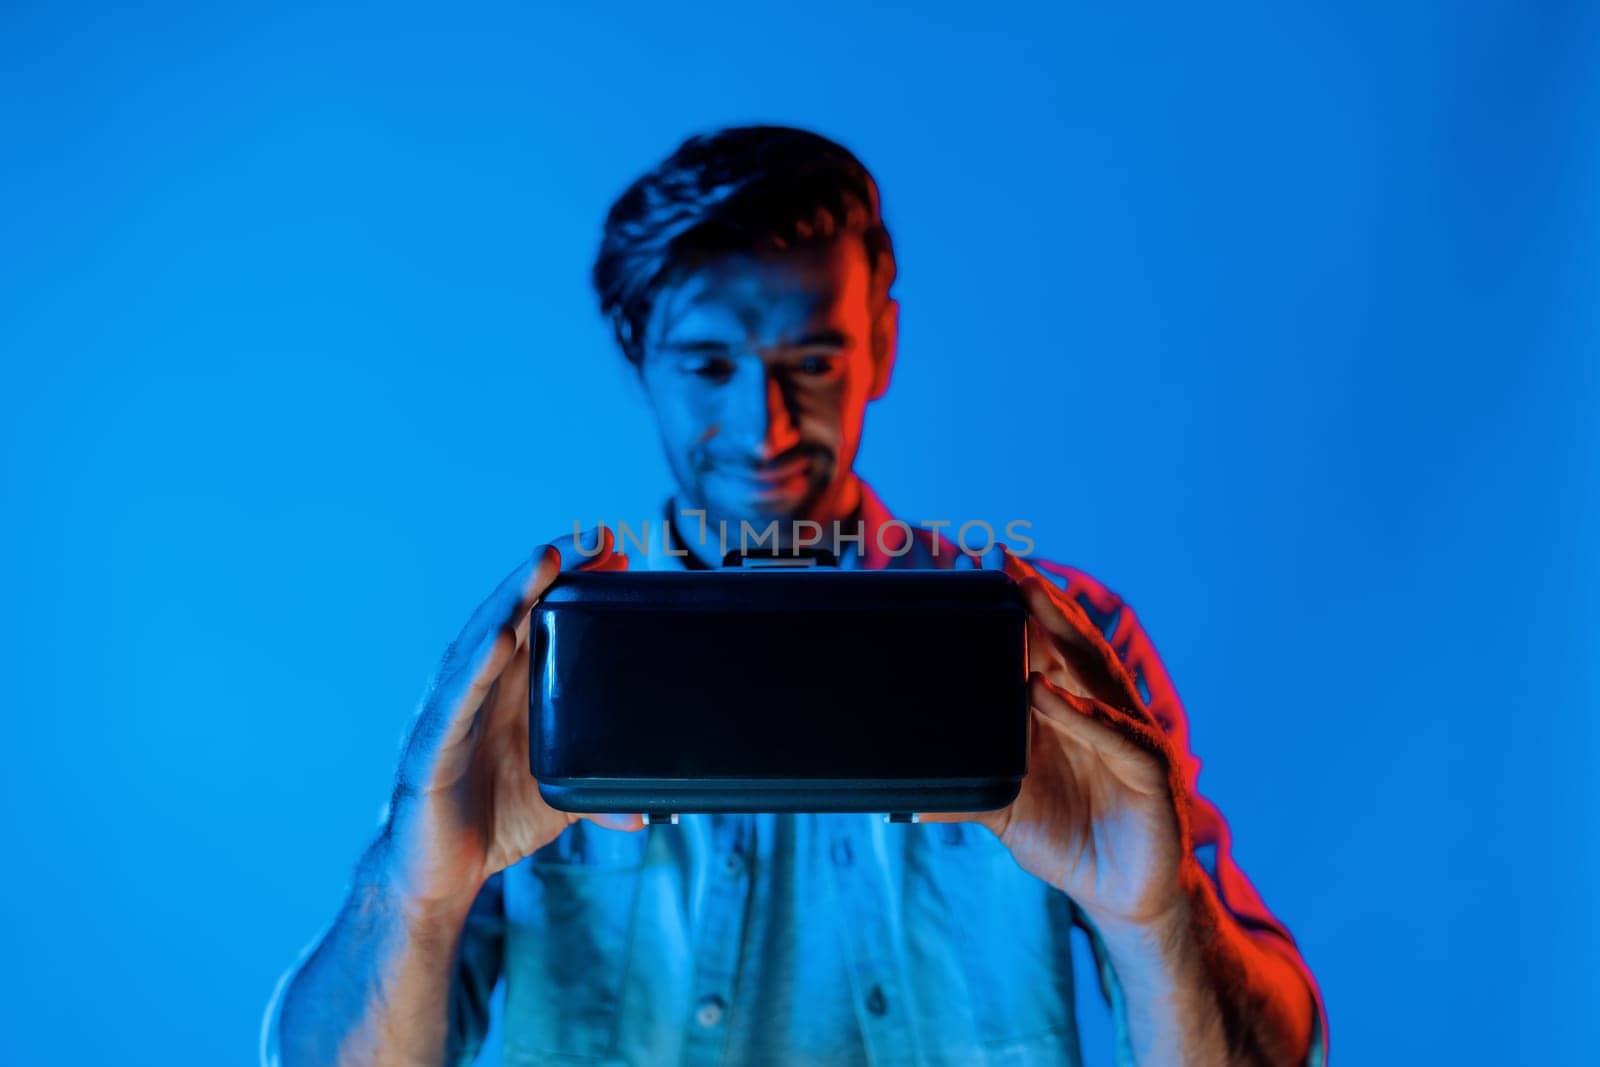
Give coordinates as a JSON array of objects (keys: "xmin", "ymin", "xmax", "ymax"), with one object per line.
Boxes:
[{"xmin": 637, "ymin": 236, "xmax": 897, "ymax": 537}]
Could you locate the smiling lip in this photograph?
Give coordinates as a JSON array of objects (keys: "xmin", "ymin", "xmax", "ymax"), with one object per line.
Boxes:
[{"xmin": 721, "ymin": 457, "xmax": 811, "ymax": 485}]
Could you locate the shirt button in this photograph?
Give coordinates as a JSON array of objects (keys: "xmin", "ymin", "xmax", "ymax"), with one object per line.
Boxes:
[
  {"xmin": 723, "ymin": 850, "xmax": 744, "ymax": 876},
  {"xmin": 865, "ymin": 984, "xmax": 889, "ymax": 1017},
  {"xmin": 695, "ymin": 994, "xmax": 726, "ymax": 1028},
  {"xmin": 830, "ymin": 837, "xmax": 854, "ymax": 867}
]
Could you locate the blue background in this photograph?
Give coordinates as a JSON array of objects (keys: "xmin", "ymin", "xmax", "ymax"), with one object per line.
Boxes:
[{"xmin": 2, "ymin": 3, "xmax": 1595, "ymax": 1063}]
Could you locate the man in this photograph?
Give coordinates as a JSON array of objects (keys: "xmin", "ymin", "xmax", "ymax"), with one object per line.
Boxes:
[{"xmin": 264, "ymin": 126, "xmax": 1327, "ymax": 1065}]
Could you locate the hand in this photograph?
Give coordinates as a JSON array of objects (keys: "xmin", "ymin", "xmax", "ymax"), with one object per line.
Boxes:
[
  {"xmin": 380, "ymin": 525, "xmax": 644, "ymax": 918},
  {"xmin": 927, "ymin": 549, "xmax": 1195, "ymax": 933}
]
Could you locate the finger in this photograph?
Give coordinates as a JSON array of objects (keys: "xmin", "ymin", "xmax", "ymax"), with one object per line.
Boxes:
[
  {"xmin": 577, "ymin": 551, "xmax": 630, "ymax": 573},
  {"xmin": 479, "ymin": 594, "xmax": 540, "ymax": 741},
  {"xmin": 559, "ymin": 524, "xmax": 619, "ymax": 571},
  {"xmin": 449, "ymin": 528, "xmax": 615, "ymax": 715},
  {"xmin": 579, "ymin": 812, "xmax": 646, "ymax": 832},
  {"xmin": 468, "ymin": 525, "xmax": 621, "ymax": 667},
  {"xmin": 477, "ymin": 544, "xmax": 632, "ymax": 772},
  {"xmin": 442, "ymin": 525, "xmax": 613, "ymax": 680},
  {"xmin": 1016, "ymin": 575, "xmax": 1098, "ymax": 662},
  {"xmin": 997, "ymin": 550, "xmax": 1095, "ymax": 694},
  {"xmin": 512, "ymin": 551, "xmax": 630, "ymax": 658},
  {"xmin": 919, "ymin": 808, "xmax": 1008, "ymax": 835},
  {"xmin": 1023, "ymin": 611, "xmax": 1093, "ymax": 701},
  {"xmin": 1017, "ymin": 576, "xmax": 1136, "ymax": 708},
  {"xmin": 413, "ymin": 527, "xmax": 615, "ymax": 768},
  {"xmin": 1014, "ymin": 573, "xmax": 1153, "ymax": 724},
  {"xmin": 1028, "ymin": 672, "xmax": 1169, "ymax": 795},
  {"xmin": 1002, "ymin": 552, "xmax": 1139, "ymax": 705},
  {"xmin": 1000, "ymin": 549, "xmax": 1107, "ymax": 637}
]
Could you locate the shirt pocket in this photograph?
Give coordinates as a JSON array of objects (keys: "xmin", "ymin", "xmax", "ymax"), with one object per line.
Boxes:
[{"xmin": 502, "ymin": 823, "xmax": 649, "ymax": 1064}]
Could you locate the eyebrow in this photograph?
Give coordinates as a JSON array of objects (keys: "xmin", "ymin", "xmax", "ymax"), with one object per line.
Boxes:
[
  {"xmin": 659, "ymin": 339, "xmax": 734, "ymax": 354},
  {"xmin": 658, "ymin": 329, "xmax": 853, "ymax": 355},
  {"xmin": 784, "ymin": 329, "xmax": 852, "ymax": 350}
]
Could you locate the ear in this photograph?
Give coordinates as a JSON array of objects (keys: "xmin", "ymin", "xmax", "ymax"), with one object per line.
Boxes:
[{"xmin": 868, "ymin": 297, "xmax": 899, "ymax": 402}]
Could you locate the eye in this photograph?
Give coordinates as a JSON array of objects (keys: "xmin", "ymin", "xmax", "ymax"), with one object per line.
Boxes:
[
  {"xmin": 796, "ymin": 355, "xmax": 837, "ymax": 378},
  {"xmin": 689, "ymin": 357, "xmax": 736, "ymax": 383}
]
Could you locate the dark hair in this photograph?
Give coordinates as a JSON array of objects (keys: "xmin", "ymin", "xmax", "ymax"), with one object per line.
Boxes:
[{"xmin": 592, "ymin": 125, "xmax": 897, "ymax": 366}]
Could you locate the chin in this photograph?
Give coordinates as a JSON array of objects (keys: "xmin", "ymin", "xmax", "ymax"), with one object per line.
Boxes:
[
  {"xmin": 725, "ymin": 496, "xmax": 806, "ymax": 525},
  {"xmin": 709, "ymin": 488, "xmax": 818, "ymax": 531}
]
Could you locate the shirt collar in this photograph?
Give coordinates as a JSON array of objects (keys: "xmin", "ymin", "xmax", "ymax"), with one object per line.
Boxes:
[{"xmin": 635, "ymin": 476, "xmax": 964, "ymax": 573}]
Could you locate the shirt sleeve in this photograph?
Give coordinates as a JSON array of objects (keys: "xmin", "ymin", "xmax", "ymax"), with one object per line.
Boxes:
[
  {"xmin": 257, "ymin": 871, "xmax": 507, "ymax": 1067},
  {"xmin": 1026, "ymin": 556, "xmax": 1329, "ymax": 1067},
  {"xmin": 450, "ymin": 870, "xmax": 508, "ymax": 1064},
  {"xmin": 258, "ymin": 924, "xmax": 323, "ymax": 1067}
]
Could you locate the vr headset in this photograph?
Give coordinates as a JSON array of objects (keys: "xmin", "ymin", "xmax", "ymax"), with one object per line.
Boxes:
[{"xmin": 529, "ymin": 550, "xmax": 1029, "ymax": 824}]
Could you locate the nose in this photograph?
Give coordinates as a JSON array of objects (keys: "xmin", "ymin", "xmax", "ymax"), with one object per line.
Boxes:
[{"xmin": 727, "ymin": 365, "xmax": 801, "ymax": 460}]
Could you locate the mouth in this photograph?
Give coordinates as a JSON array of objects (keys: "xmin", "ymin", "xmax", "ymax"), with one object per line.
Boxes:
[{"xmin": 712, "ymin": 456, "xmax": 814, "ymax": 498}]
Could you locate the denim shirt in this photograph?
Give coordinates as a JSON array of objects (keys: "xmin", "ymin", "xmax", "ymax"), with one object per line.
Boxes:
[{"xmin": 262, "ymin": 481, "xmax": 1327, "ymax": 1065}]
